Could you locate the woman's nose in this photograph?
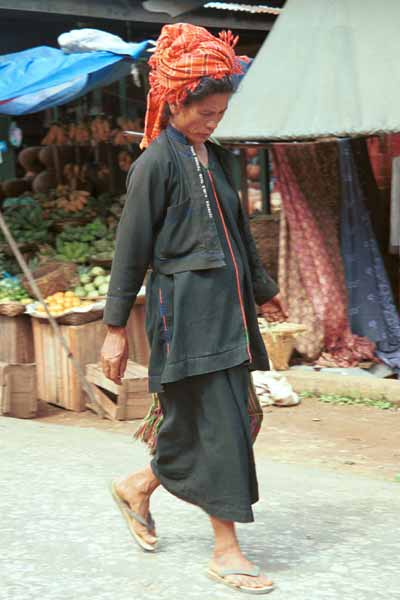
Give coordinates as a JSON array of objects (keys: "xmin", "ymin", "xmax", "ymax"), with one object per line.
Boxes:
[{"xmin": 206, "ymin": 117, "xmax": 221, "ymax": 129}]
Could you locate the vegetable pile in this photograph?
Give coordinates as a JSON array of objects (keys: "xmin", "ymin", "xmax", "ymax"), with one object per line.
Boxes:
[
  {"xmin": 74, "ymin": 266, "xmax": 110, "ymax": 299},
  {"xmin": 54, "ymin": 219, "xmax": 110, "ymax": 263},
  {"xmin": 0, "ymin": 278, "xmax": 33, "ymax": 304},
  {"xmin": 0, "ymin": 203, "xmax": 51, "ymax": 244},
  {"xmin": 34, "ymin": 290, "xmax": 95, "ymax": 317}
]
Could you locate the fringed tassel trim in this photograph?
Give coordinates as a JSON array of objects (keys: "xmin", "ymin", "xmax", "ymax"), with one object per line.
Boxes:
[{"xmin": 133, "ymin": 393, "xmax": 164, "ymax": 455}]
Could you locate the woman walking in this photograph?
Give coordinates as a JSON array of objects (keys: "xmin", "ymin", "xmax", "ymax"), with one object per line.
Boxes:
[{"xmin": 101, "ymin": 23, "xmax": 285, "ymax": 595}]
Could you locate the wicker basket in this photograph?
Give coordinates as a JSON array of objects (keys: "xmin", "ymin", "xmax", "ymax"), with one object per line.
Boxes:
[
  {"xmin": 52, "ymin": 216, "xmax": 94, "ymax": 233},
  {"xmin": 57, "ymin": 309, "xmax": 103, "ymax": 326},
  {"xmin": 90, "ymin": 256, "xmax": 113, "ymax": 268},
  {"xmin": 260, "ymin": 322, "xmax": 308, "ymax": 370},
  {"xmin": 249, "ymin": 213, "xmax": 280, "ymax": 281},
  {"xmin": 21, "ymin": 261, "xmax": 78, "ymax": 298},
  {"xmin": 0, "ymin": 242, "xmax": 38, "ymax": 256},
  {"xmin": 0, "ymin": 302, "xmax": 26, "ymax": 317}
]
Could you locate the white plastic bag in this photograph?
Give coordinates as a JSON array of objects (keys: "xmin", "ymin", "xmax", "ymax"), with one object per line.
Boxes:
[
  {"xmin": 58, "ymin": 29, "xmax": 137, "ymax": 56},
  {"xmin": 251, "ymin": 370, "xmax": 300, "ymax": 407}
]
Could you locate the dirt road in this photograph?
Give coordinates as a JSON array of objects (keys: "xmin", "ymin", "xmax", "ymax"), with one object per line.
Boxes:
[{"xmin": 35, "ymin": 396, "xmax": 400, "ymax": 482}]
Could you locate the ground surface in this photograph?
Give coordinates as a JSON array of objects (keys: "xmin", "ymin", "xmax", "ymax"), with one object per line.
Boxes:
[
  {"xmin": 1, "ymin": 415, "xmax": 399, "ymax": 600},
  {"xmin": 36, "ymin": 396, "xmax": 400, "ymax": 482}
]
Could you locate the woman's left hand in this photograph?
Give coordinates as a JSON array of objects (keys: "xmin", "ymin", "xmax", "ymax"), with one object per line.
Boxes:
[{"xmin": 259, "ymin": 293, "xmax": 288, "ymax": 323}]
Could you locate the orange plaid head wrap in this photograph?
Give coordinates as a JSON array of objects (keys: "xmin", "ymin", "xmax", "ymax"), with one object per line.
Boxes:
[{"xmin": 140, "ymin": 23, "xmax": 247, "ymax": 149}]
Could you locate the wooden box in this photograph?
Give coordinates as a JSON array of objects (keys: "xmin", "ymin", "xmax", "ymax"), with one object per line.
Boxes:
[
  {"xmin": 32, "ymin": 318, "xmax": 107, "ymax": 411},
  {"xmin": 126, "ymin": 295, "xmax": 150, "ymax": 366},
  {"xmin": 0, "ymin": 315, "xmax": 35, "ymax": 363},
  {"xmin": 85, "ymin": 360, "xmax": 152, "ymax": 421},
  {"xmin": 0, "ymin": 362, "xmax": 37, "ymax": 418}
]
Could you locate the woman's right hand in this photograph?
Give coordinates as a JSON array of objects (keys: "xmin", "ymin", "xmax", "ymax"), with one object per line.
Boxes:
[{"xmin": 100, "ymin": 326, "xmax": 129, "ymax": 385}]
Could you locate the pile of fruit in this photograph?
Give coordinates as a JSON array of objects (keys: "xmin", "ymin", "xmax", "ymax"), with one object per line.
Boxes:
[
  {"xmin": 0, "ymin": 278, "xmax": 33, "ymax": 305},
  {"xmin": 0, "ymin": 203, "xmax": 51, "ymax": 245},
  {"xmin": 34, "ymin": 290, "xmax": 94, "ymax": 317},
  {"xmin": 91, "ymin": 238, "xmax": 115, "ymax": 262},
  {"xmin": 74, "ymin": 266, "xmax": 110, "ymax": 299},
  {"xmin": 39, "ymin": 186, "xmax": 96, "ymax": 220},
  {"xmin": 55, "ymin": 187, "xmax": 91, "ymax": 213},
  {"xmin": 54, "ymin": 219, "xmax": 110, "ymax": 263}
]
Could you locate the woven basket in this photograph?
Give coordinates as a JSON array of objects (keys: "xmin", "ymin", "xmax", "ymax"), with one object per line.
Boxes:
[
  {"xmin": 0, "ymin": 242, "xmax": 37, "ymax": 256},
  {"xmin": 57, "ymin": 309, "xmax": 103, "ymax": 326},
  {"xmin": 22, "ymin": 261, "xmax": 78, "ymax": 298},
  {"xmin": 90, "ymin": 256, "xmax": 113, "ymax": 268},
  {"xmin": 260, "ymin": 322, "xmax": 308, "ymax": 370},
  {"xmin": 52, "ymin": 216, "xmax": 94, "ymax": 233},
  {"xmin": 0, "ymin": 302, "xmax": 26, "ymax": 317},
  {"xmin": 249, "ymin": 213, "xmax": 280, "ymax": 281}
]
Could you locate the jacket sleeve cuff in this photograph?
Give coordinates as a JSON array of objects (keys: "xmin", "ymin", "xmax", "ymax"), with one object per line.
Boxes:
[
  {"xmin": 253, "ymin": 271, "xmax": 279, "ymax": 306},
  {"xmin": 103, "ymin": 295, "xmax": 136, "ymax": 328}
]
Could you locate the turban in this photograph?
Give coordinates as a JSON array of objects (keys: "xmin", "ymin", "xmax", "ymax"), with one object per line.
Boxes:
[{"xmin": 140, "ymin": 23, "xmax": 247, "ymax": 149}]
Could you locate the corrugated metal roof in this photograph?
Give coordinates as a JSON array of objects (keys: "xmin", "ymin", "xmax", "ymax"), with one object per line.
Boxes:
[
  {"xmin": 215, "ymin": 0, "xmax": 400, "ymax": 142},
  {"xmin": 204, "ymin": 2, "xmax": 282, "ymax": 15}
]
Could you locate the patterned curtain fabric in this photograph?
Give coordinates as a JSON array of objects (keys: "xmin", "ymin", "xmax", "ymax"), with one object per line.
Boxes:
[
  {"xmin": 272, "ymin": 142, "xmax": 376, "ymax": 367},
  {"xmin": 366, "ymin": 133, "xmax": 400, "ymax": 192},
  {"xmin": 338, "ymin": 138, "xmax": 400, "ymax": 377},
  {"xmin": 390, "ymin": 157, "xmax": 400, "ymax": 255}
]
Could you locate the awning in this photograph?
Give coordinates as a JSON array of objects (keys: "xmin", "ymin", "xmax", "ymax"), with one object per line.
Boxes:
[
  {"xmin": 0, "ymin": 30, "xmax": 151, "ymax": 115},
  {"xmin": 215, "ymin": 0, "xmax": 400, "ymax": 142}
]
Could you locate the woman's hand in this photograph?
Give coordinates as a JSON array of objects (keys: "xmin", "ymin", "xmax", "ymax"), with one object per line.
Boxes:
[
  {"xmin": 259, "ymin": 293, "xmax": 288, "ymax": 323},
  {"xmin": 100, "ymin": 326, "xmax": 129, "ymax": 385}
]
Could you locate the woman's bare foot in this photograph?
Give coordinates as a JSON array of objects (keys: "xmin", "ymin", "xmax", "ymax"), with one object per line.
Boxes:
[
  {"xmin": 209, "ymin": 545, "xmax": 274, "ymax": 591},
  {"xmin": 209, "ymin": 517, "xmax": 274, "ymax": 591},
  {"xmin": 115, "ymin": 466, "xmax": 160, "ymax": 546}
]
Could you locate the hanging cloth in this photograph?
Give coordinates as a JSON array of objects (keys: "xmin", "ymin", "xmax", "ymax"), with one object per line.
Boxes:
[
  {"xmin": 338, "ymin": 138, "xmax": 400, "ymax": 377},
  {"xmin": 273, "ymin": 142, "xmax": 376, "ymax": 367},
  {"xmin": 390, "ymin": 156, "xmax": 400, "ymax": 255}
]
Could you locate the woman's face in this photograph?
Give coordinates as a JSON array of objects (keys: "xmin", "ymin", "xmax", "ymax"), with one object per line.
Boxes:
[{"xmin": 169, "ymin": 93, "xmax": 231, "ymax": 145}]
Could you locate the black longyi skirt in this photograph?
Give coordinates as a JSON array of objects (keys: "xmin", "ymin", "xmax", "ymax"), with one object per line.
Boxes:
[{"xmin": 150, "ymin": 364, "xmax": 259, "ymax": 523}]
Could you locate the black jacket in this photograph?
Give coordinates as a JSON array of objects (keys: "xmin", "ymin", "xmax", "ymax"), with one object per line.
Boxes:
[{"xmin": 104, "ymin": 127, "xmax": 278, "ymax": 328}]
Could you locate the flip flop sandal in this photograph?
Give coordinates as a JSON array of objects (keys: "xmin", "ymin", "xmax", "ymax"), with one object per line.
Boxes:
[
  {"xmin": 110, "ymin": 480, "xmax": 158, "ymax": 552},
  {"xmin": 207, "ymin": 566, "xmax": 275, "ymax": 595}
]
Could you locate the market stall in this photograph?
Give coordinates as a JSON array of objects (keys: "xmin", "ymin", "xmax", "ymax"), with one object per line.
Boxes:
[
  {"xmin": 214, "ymin": 0, "xmax": 400, "ymax": 380},
  {"xmin": 0, "ymin": 30, "xmax": 154, "ymax": 419}
]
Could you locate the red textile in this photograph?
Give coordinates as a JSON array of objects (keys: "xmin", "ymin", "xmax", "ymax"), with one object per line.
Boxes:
[
  {"xmin": 141, "ymin": 23, "xmax": 246, "ymax": 149},
  {"xmin": 272, "ymin": 143, "xmax": 376, "ymax": 368},
  {"xmin": 366, "ymin": 133, "xmax": 400, "ymax": 191}
]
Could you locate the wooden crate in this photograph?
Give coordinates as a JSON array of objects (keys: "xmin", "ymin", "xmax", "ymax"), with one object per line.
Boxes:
[
  {"xmin": 32, "ymin": 318, "xmax": 107, "ymax": 411},
  {"xmin": 0, "ymin": 362, "xmax": 37, "ymax": 418},
  {"xmin": 126, "ymin": 295, "xmax": 150, "ymax": 366},
  {"xmin": 0, "ymin": 315, "xmax": 35, "ymax": 363},
  {"xmin": 85, "ymin": 360, "xmax": 152, "ymax": 420}
]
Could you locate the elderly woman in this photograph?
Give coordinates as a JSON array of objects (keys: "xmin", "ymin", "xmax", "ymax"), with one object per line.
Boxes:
[{"xmin": 101, "ymin": 23, "xmax": 285, "ymax": 595}]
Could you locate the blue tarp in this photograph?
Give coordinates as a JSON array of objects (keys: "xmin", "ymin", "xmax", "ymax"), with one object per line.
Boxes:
[{"xmin": 0, "ymin": 41, "xmax": 150, "ymax": 115}]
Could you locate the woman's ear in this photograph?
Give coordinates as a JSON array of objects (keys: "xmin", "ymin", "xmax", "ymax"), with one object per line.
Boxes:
[{"xmin": 169, "ymin": 103, "xmax": 177, "ymax": 116}]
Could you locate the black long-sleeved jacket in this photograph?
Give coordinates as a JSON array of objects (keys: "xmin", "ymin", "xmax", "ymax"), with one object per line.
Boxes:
[{"xmin": 104, "ymin": 126, "xmax": 278, "ymax": 391}]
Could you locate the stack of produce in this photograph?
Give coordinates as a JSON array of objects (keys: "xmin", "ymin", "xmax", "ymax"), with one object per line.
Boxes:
[
  {"xmin": 91, "ymin": 238, "xmax": 115, "ymax": 262},
  {"xmin": 55, "ymin": 187, "xmax": 91, "ymax": 214},
  {"xmin": 0, "ymin": 278, "xmax": 33, "ymax": 305},
  {"xmin": 54, "ymin": 219, "xmax": 109, "ymax": 264},
  {"xmin": 34, "ymin": 290, "xmax": 93, "ymax": 317},
  {"xmin": 0, "ymin": 251, "xmax": 20, "ymax": 276},
  {"xmin": 0, "ymin": 202, "xmax": 52, "ymax": 246},
  {"xmin": 41, "ymin": 123, "xmax": 69, "ymax": 146},
  {"xmin": 37, "ymin": 186, "xmax": 95, "ymax": 221},
  {"xmin": 74, "ymin": 267, "xmax": 110, "ymax": 299}
]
